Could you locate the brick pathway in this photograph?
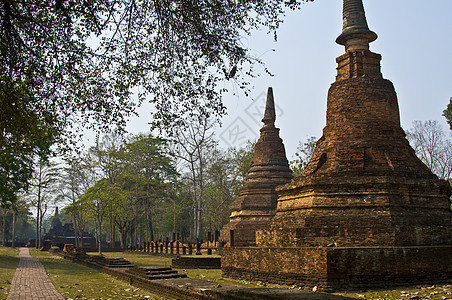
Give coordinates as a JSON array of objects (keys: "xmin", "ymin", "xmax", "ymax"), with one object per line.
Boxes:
[{"xmin": 7, "ymin": 248, "xmax": 64, "ymax": 300}]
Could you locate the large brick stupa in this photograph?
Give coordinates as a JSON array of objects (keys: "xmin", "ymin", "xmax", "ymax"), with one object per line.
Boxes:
[
  {"xmin": 222, "ymin": 0, "xmax": 452, "ymax": 290},
  {"xmin": 220, "ymin": 87, "xmax": 292, "ymax": 246}
]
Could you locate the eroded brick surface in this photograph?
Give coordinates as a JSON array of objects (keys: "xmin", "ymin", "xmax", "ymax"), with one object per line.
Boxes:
[{"xmin": 222, "ymin": 246, "xmax": 452, "ymax": 291}]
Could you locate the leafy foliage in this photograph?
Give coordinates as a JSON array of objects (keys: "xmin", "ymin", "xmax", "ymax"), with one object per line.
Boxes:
[
  {"xmin": 1, "ymin": 0, "xmax": 312, "ymax": 206},
  {"xmin": 0, "ymin": 78, "xmax": 55, "ymax": 206},
  {"xmin": 290, "ymin": 136, "xmax": 317, "ymax": 177},
  {"xmin": 443, "ymin": 97, "xmax": 452, "ymax": 130},
  {"xmin": 1, "ymin": 0, "xmax": 308, "ymax": 140}
]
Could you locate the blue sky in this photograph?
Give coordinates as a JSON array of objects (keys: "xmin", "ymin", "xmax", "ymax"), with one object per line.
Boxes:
[{"xmin": 126, "ymin": 0, "xmax": 452, "ymax": 160}]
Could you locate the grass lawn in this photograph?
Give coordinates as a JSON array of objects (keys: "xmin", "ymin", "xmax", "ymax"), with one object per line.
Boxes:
[
  {"xmin": 30, "ymin": 249, "xmax": 165, "ymax": 299},
  {"xmin": 0, "ymin": 247, "xmax": 19, "ymax": 300}
]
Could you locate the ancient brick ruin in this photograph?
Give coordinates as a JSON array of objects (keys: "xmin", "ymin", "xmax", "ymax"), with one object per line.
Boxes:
[
  {"xmin": 220, "ymin": 87, "xmax": 292, "ymax": 246},
  {"xmin": 42, "ymin": 207, "xmax": 96, "ymax": 249},
  {"xmin": 222, "ymin": 0, "xmax": 452, "ymax": 290}
]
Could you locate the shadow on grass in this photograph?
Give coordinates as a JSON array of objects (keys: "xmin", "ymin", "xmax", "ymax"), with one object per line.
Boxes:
[
  {"xmin": 31, "ymin": 256, "xmax": 103, "ymax": 276},
  {"xmin": 0, "ymin": 255, "xmax": 20, "ymax": 270}
]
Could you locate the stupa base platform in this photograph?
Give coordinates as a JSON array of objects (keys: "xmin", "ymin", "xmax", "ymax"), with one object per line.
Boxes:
[{"xmin": 221, "ymin": 245, "xmax": 452, "ymax": 291}]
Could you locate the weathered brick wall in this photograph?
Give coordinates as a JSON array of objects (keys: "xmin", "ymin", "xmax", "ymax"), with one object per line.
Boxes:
[
  {"xmin": 222, "ymin": 246, "xmax": 452, "ymax": 291},
  {"xmin": 257, "ymin": 176, "xmax": 452, "ymax": 248},
  {"xmin": 171, "ymin": 257, "xmax": 221, "ymax": 269}
]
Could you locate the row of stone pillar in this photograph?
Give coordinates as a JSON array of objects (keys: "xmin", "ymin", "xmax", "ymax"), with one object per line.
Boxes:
[{"xmin": 130, "ymin": 240, "xmax": 220, "ymax": 255}]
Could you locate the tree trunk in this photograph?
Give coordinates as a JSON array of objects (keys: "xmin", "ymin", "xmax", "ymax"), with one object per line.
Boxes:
[
  {"xmin": 111, "ymin": 217, "xmax": 116, "ymax": 248},
  {"xmin": 11, "ymin": 212, "xmax": 16, "ymax": 248},
  {"xmin": 73, "ymin": 215, "xmax": 79, "ymax": 247},
  {"xmin": 38, "ymin": 205, "xmax": 46, "ymax": 249},
  {"xmin": 1, "ymin": 214, "xmax": 6, "ymax": 246},
  {"xmin": 80, "ymin": 229, "xmax": 84, "ymax": 249},
  {"xmin": 119, "ymin": 227, "xmax": 126, "ymax": 249},
  {"xmin": 97, "ymin": 216, "xmax": 102, "ymax": 255},
  {"xmin": 35, "ymin": 207, "xmax": 39, "ymax": 248},
  {"xmin": 173, "ymin": 177, "xmax": 177, "ymax": 234},
  {"xmin": 149, "ymin": 213, "xmax": 154, "ymax": 242}
]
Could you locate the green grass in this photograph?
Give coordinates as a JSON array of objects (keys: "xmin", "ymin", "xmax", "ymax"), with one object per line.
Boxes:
[
  {"xmin": 0, "ymin": 247, "xmax": 19, "ymax": 300},
  {"xmin": 30, "ymin": 249, "xmax": 165, "ymax": 299}
]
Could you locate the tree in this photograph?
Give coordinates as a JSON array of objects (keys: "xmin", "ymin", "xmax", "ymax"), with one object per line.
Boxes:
[
  {"xmin": 27, "ymin": 157, "xmax": 60, "ymax": 248},
  {"xmin": 173, "ymin": 114, "xmax": 217, "ymax": 241},
  {"xmin": 203, "ymin": 148, "xmax": 239, "ymax": 234},
  {"xmin": 81, "ymin": 179, "xmax": 123, "ymax": 254},
  {"xmin": 0, "ymin": 78, "xmax": 56, "ymax": 207},
  {"xmin": 290, "ymin": 136, "xmax": 317, "ymax": 177},
  {"xmin": 58, "ymin": 156, "xmax": 94, "ymax": 247},
  {"xmin": 443, "ymin": 97, "xmax": 452, "ymax": 130},
  {"xmin": 0, "ymin": 205, "xmax": 9, "ymax": 246},
  {"xmin": 1, "ymin": 1, "xmax": 312, "ymax": 207},
  {"xmin": 88, "ymin": 133, "xmax": 125, "ymax": 247},
  {"xmin": 229, "ymin": 141, "xmax": 255, "ymax": 192},
  {"xmin": 407, "ymin": 120, "xmax": 452, "ymax": 180},
  {"xmin": 121, "ymin": 134, "xmax": 175, "ymax": 245}
]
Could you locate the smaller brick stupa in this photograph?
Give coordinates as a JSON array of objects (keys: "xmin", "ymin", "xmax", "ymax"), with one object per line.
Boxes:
[{"xmin": 220, "ymin": 87, "xmax": 292, "ymax": 246}]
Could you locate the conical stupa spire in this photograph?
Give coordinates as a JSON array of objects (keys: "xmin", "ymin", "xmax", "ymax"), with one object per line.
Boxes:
[
  {"xmin": 261, "ymin": 87, "xmax": 276, "ymax": 126},
  {"xmin": 219, "ymin": 87, "xmax": 292, "ymax": 247},
  {"xmin": 336, "ymin": 0, "xmax": 377, "ymax": 50}
]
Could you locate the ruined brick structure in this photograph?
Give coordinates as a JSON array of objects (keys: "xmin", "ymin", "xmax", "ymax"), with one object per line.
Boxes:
[
  {"xmin": 220, "ymin": 87, "xmax": 292, "ymax": 246},
  {"xmin": 222, "ymin": 0, "xmax": 452, "ymax": 290},
  {"xmin": 42, "ymin": 207, "xmax": 96, "ymax": 249}
]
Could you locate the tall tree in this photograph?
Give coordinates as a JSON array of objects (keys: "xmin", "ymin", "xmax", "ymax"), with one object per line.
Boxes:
[
  {"xmin": 0, "ymin": 78, "xmax": 55, "ymax": 207},
  {"xmin": 27, "ymin": 157, "xmax": 60, "ymax": 248},
  {"xmin": 121, "ymin": 133, "xmax": 175, "ymax": 245},
  {"xmin": 89, "ymin": 133, "xmax": 125, "ymax": 247},
  {"xmin": 0, "ymin": 205, "xmax": 9, "ymax": 246},
  {"xmin": 173, "ymin": 115, "xmax": 216, "ymax": 241},
  {"xmin": 81, "ymin": 179, "xmax": 122, "ymax": 254},
  {"xmin": 203, "ymin": 148, "xmax": 237, "ymax": 233},
  {"xmin": 57, "ymin": 156, "xmax": 94, "ymax": 247}
]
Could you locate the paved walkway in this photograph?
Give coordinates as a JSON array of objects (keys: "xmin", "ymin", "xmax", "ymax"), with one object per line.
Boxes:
[{"xmin": 7, "ymin": 248, "xmax": 64, "ymax": 300}]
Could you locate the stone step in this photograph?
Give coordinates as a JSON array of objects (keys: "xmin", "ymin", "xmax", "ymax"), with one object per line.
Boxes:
[
  {"xmin": 106, "ymin": 264, "xmax": 134, "ymax": 268},
  {"xmin": 126, "ymin": 266, "xmax": 187, "ymax": 280},
  {"xmin": 146, "ymin": 269, "xmax": 178, "ymax": 275},
  {"xmin": 145, "ymin": 273, "xmax": 187, "ymax": 280},
  {"xmin": 89, "ymin": 256, "xmax": 134, "ymax": 268}
]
